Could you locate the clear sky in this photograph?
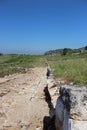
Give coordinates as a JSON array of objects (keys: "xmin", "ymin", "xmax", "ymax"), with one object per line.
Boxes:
[{"xmin": 0, "ymin": 0, "xmax": 87, "ymax": 54}]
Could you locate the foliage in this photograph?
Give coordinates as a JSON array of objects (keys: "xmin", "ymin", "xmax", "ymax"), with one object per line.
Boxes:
[
  {"xmin": 0, "ymin": 53, "xmax": 3, "ymax": 56},
  {"xmin": 46, "ymin": 52, "xmax": 87, "ymax": 85},
  {"xmin": 85, "ymin": 46, "xmax": 87, "ymax": 50},
  {"xmin": 0, "ymin": 54, "xmax": 46, "ymax": 77},
  {"xmin": 44, "ymin": 46, "xmax": 86, "ymax": 56},
  {"xmin": 62, "ymin": 48, "xmax": 68, "ymax": 55},
  {"xmin": 1, "ymin": 51, "xmax": 87, "ymax": 85}
]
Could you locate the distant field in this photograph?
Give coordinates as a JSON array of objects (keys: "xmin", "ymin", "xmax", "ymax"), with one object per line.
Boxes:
[
  {"xmin": 0, "ymin": 53, "xmax": 87, "ymax": 85},
  {"xmin": 0, "ymin": 54, "xmax": 46, "ymax": 77}
]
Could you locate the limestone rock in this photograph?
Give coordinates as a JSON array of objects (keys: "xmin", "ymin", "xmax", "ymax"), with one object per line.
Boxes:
[{"xmin": 55, "ymin": 85, "xmax": 87, "ymax": 130}]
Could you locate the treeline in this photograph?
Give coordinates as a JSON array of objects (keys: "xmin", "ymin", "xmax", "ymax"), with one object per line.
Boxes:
[
  {"xmin": 0, "ymin": 53, "xmax": 3, "ymax": 56},
  {"xmin": 45, "ymin": 46, "xmax": 87, "ymax": 56}
]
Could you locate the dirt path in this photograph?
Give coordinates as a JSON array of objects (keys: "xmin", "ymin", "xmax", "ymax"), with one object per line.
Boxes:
[
  {"xmin": 1, "ymin": 67, "xmax": 87, "ymax": 130},
  {"xmin": 0, "ymin": 67, "xmax": 51, "ymax": 130}
]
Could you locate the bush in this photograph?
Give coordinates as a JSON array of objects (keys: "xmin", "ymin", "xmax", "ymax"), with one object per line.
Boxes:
[
  {"xmin": 62, "ymin": 48, "xmax": 68, "ymax": 55},
  {"xmin": 0, "ymin": 53, "xmax": 3, "ymax": 56}
]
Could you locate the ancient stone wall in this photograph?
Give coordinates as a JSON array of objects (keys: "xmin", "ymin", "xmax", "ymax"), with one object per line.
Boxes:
[{"xmin": 55, "ymin": 85, "xmax": 87, "ymax": 130}]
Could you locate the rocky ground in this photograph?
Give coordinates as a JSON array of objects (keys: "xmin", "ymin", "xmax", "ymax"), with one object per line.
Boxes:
[
  {"xmin": 0, "ymin": 67, "xmax": 52, "ymax": 130},
  {"xmin": 0, "ymin": 67, "xmax": 87, "ymax": 130}
]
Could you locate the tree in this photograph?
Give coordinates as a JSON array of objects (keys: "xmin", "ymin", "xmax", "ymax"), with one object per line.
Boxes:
[
  {"xmin": 0, "ymin": 53, "xmax": 3, "ymax": 56},
  {"xmin": 62, "ymin": 48, "xmax": 68, "ymax": 55},
  {"xmin": 85, "ymin": 46, "xmax": 87, "ymax": 50}
]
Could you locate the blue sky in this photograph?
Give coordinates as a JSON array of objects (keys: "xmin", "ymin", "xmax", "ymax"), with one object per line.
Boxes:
[{"xmin": 0, "ymin": 0, "xmax": 87, "ymax": 54}]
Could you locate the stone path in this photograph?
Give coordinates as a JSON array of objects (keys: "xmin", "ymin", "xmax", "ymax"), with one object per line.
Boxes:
[{"xmin": 0, "ymin": 67, "xmax": 49, "ymax": 130}]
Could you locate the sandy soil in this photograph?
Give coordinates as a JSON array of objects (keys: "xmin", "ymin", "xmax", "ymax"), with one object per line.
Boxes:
[{"xmin": 0, "ymin": 67, "xmax": 53, "ymax": 130}]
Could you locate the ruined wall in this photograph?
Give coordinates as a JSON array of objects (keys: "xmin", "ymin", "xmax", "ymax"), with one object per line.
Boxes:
[{"xmin": 55, "ymin": 85, "xmax": 87, "ymax": 130}]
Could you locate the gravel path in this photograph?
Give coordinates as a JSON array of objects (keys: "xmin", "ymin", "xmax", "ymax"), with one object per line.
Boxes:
[{"xmin": 0, "ymin": 67, "xmax": 50, "ymax": 130}]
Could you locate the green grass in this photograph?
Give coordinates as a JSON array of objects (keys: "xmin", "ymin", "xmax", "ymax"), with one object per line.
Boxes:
[
  {"xmin": 1, "ymin": 53, "xmax": 87, "ymax": 85},
  {"xmin": 0, "ymin": 54, "xmax": 46, "ymax": 77},
  {"xmin": 46, "ymin": 53, "xmax": 87, "ymax": 85}
]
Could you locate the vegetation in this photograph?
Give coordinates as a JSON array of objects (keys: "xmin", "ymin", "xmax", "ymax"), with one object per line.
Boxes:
[
  {"xmin": 85, "ymin": 46, "xmax": 87, "ymax": 50},
  {"xmin": 0, "ymin": 54, "xmax": 46, "ymax": 77},
  {"xmin": 62, "ymin": 48, "xmax": 68, "ymax": 55},
  {"xmin": 0, "ymin": 47, "xmax": 87, "ymax": 85},
  {"xmin": 46, "ymin": 51, "xmax": 87, "ymax": 85},
  {"xmin": 0, "ymin": 53, "xmax": 3, "ymax": 56},
  {"xmin": 45, "ymin": 46, "xmax": 86, "ymax": 56}
]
